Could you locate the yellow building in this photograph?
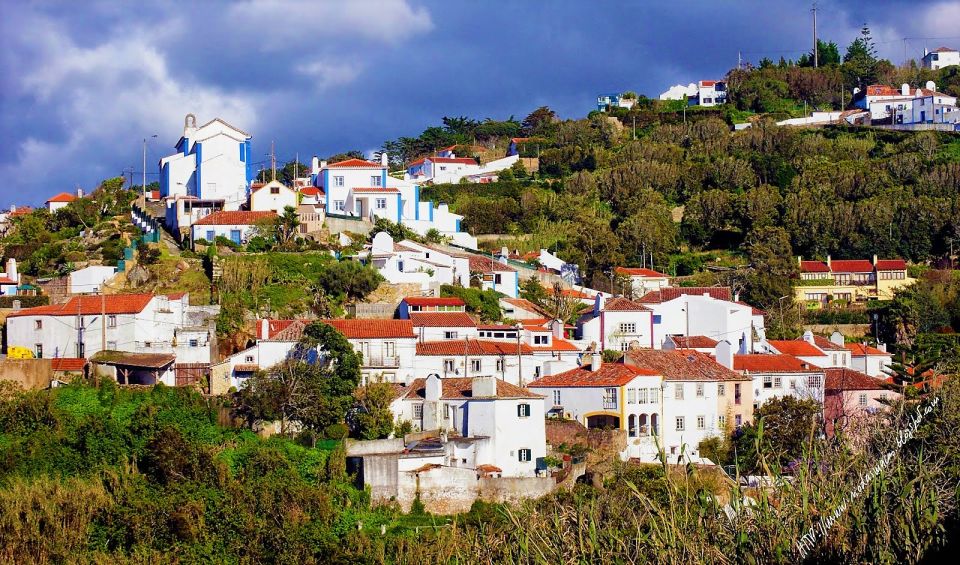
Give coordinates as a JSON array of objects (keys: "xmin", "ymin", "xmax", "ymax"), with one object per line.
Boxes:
[{"xmin": 795, "ymin": 255, "xmax": 914, "ymax": 308}]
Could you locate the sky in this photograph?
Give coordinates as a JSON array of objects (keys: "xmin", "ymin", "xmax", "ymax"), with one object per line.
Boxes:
[{"xmin": 1, "ymin": 0, "xmax": 959, "ymax": 208}]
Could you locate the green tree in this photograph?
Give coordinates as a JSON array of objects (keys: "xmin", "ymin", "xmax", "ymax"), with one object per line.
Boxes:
[
  {"xmin": 843, "ymin": 25, "xmax": 879, "ymax": 86},
  {"xmin": 742, "ymin": 226, "xmax": 797, "ymax": 320},
  {"xmin": 350, "ymin": 382, "xmax": 397, "ymax": 440},
  {"xmin": 521, "ymin": 106, "xmax": 558, "ymax": 137},
  {"xmin": 276, "ymin": 205, "xmax": 301, "ymax": 247},
  {"xmin": 733, "ymin": 396, "xmax": 821, "ymax": 473}
]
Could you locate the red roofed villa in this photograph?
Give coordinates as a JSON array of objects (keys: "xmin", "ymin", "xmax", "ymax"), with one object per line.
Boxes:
[{"xmin": 795, "ymin": 255, "xmax": 914, "ymax": 306}]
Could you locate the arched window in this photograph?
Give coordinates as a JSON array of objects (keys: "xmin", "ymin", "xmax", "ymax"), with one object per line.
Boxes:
[{"xmin": 628, "ymin": 414, "xmax": 637, "ymax": 437}]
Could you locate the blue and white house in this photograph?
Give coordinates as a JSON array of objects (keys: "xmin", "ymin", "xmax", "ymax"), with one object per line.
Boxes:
[{"xmin": 159, "ymin": 114, "xmax": 254, "ymax": 212}]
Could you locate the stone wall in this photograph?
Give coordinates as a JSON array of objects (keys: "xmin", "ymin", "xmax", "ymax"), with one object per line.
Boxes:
[
  {"xmin": 325, "ymin": 216, "xmax": 374, "ymax": 236},
  {"xmin": 0, "ymin": 359, "xmax": 52, "ymax": 390},
  {"xmin": 393, "ymin": 466, "xmax": 556, "ymax": 514},
  {"xmin": 479, "ymin": 476, "xmax": 555, "ymax": 504}
]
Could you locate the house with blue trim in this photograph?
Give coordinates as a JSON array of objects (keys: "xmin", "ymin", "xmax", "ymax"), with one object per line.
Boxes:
[{"xmin": 159, "ymin": 114, "xmax": 254, "ymax": 212}]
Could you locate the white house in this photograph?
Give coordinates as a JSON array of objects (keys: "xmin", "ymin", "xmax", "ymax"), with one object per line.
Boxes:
[
  {"xmin": 499, "ymin": 297, "xmax": 547, "ymax": 321},
  {"xmin": 412, "ymin": 339, "xmax": 538, "ymax": 386},
  {"xmin": 368, "ymin": 233, "xmax": 471, "ymax": 291},
  {"xmin": 763, "ymin": 331, "xmax": 850, "ymax": 369},
  {"xmin": 577, "ymin": 295, "xmax": 654, "ymax": 352},
  {"xmin": 410, "ymin": 312, "xmax": 478, "ymax": 342},
  {"xmin": 729, "ymin": 353, "xmax": 825, "ymax": 408},
  {"xmin": 691, "ymin": 80, "xmax": 727, "ymax": 106},
  {"xmin": 46, "ymin": 190, "xmax": 80, "ymax": 213},
  {"xmin": 659, "ymin": 83, "xmax": 698, "ymax": 101},
  {"xmin": 467, "ymin": 255, "xmax": 519, "ymax": 298},
  {"xmin": 391, "ymin": 374, "xmax": 547, "ymax": 477},
  {"xmin": 626, "ymin": 347, "xmax": 751, "ymax": 463},
  {"xmin": 529, "ymin": 353, "xmax": 664, "ymax": 461},
  {"xmin": 0, "ymin": 258, "xmax": 21, "ymax": 296},
  {"xmin": 159, "ymin": 114, "xmax": 254, "ymax": 212},
  {"xmin": 857, "ymin": 83, "xmax": 958, "ymax": 124},
  {"xmin": 164, "ymin": 195, "xmax": 224, "ymax": 235},
  {"xmin": 250, "ymin": 180, "xmax": 298, "ymax": 213},
  {"xmin": 922, "ymin": 46, "xmax": 959, "ymax": 70},
  {"xmin": 68, "ymin": 266, "xmax": 117, "ymax": 294},
  {"xmin": 844, "ymin": 343, "xmax": 893, "ymax": 378},
  {"xmin": 596, "ymin": 93, "xmax": 637, "ymax": 111},
  {"xmin": 5, "ymin": 293, "xmax": 212, "ymax": 363},
  {"xmin": 637, "ymin": 287, "xmax": 764, "ymax": 353},
  {"xmin": 191, "ymin": 210, "xmax": 276, "ymax": 245},
  {"xmin": 615, "ymin": 267, "xmax": 670, "ymax": 296}
]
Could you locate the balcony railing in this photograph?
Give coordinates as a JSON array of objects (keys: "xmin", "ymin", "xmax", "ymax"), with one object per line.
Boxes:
[
  {"xmin": 364, "ymin": 355, "xmax": 400, "ymax": 368},
  {"xmin": 602, "ymin": 400, "xmax": 618, "ymax": 410}
]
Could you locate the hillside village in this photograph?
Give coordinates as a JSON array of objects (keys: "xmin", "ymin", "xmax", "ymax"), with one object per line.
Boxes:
[{"xmin": 2, "ymin": 25, "xmax": 960, "ymax": 563}]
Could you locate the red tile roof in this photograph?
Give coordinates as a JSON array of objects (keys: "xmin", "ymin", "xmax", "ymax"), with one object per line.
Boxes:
[
  {"xmin": 398, "ymin": 377, "xmax": 542, "ymax": 400},
  {"xmin": 428, "ymin": 157, "xmax": 477, "ymax": 165},
  {"xmin": 477, "ymin": 324, "xmax": 517, "ymax": 330},
  {"xmin": 352, "ymin": 187, "xmax": 400, "ymax": 193},
  {"xmin": 733, "ymin": 354, "xmax": 820, "ymax": 373},
  {"xmin": 768, "ymin": 340, "xmax": 825, "ymax": 357},
  {"xmin": 875, "ymin": 259, "xmax": 907, "ymax": 271},
  {"xmin": 326, "ymin": 158, "xmax": 384, "ymax": 168},
  {"xmin": 409, "ymin": 312, "xmax": 476, "ymax": 327},
  {"xmin": 637, "ymin": 287, "xmax": 732, "ymax": 304},
  {"xmin": 8, "ymin": 207, "xmax": 33, "ymax": 217},
  {"xmin": 668, "ymin": 335, "xmax": 719, "ymax": 349},
  {"xmin": 844, "ymin": 343, "xmax": 889, "ymax": 356},
  {"xmin": 529, "ymin": 362, "xmax": 658, "ymax": 388},
  {"xmin": 8, "ymin": 294, "xmax": 155, "ymax": 317},
  {"xmin": 468, "ymin": 256, "xmax": 517, "ymax": 273},
  {"xmin": 800, "ymin": 260, "xmax": 831, "ymax": 273},
  {"xmin": 812, "ymin": 336, "xmax": 846, "ymax": 352},
  {"xmin": 530, "ymin": 338, "xmax": 581, "ymax": 352},
  {"xmin": 324, "ymin": 319, "xmax": 416, "ymax": 339},
  {"xmin": 0, "ymin": 277, "xmax": 17, "ymax": 285},
  {"xmin": 300, "ymin": 187, "xmax": 323, "ymax": 197},
  {"xmin": 931, "ymin": 46, "xmax": 956, "ymax": 53},
  {"xmin": 546, "ymin": 287, "xmax": 593, "ymax": 299},
  {"xmin": 407, "ymin": 158, "xmax": 426, "ymax": 167},
  {"xmin": 502, "ymin": 297, "xmax": 547, "ymax": 315},
  {"xmin": 257, "ymin": 319, "xmax": 298, "ymax": 340},
  {"xmin": 46, "ymin": 192, "xmax": 77, "ymax": 203},
  {"xmin": 404, "ymin": 296, "xmax": 465, "ymax": 307},
  {"xmin": 602, "ymin": 297, "xmax": 650, "ymax": 312},
  {"xmin": 193, "ymin": 210, "xmax": 276, "ymax": 226},
  {"xmin": 627, "ymin": 349, "xmax": 744, "ymax": 381},
  {"xmin": 829, "ymin": 260, "xmax": 874, "ymax": 273},
  {"xmin": 416, "ymin": 339, "xmax": 532, "ymax": 356},
  {"xmin": 824, "ymin": 368, "xmax": 887, "ymax": 391},
  {"xmin": 615, "ymin": 267, "xmax": 667, "ymax": 278},
  {"xmin": 800, "ymin": 258, "xmax": 906, "ymax": 273},
  {"xmin": 51, "ymin": 358, "xmax": 87, "ymax": 372}
]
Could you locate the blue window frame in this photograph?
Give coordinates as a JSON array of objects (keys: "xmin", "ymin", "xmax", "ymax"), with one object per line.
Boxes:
[
  {"xmin": 653, "ymin": 315, "xmax": 662, "ymax": 324},
  {"xmin": 206, "ymin": 230, "xmax": 215, "ymax": 241},
  {"xmin": 230, "ymin": 230, "xmax": 241, "ymax": 244}
]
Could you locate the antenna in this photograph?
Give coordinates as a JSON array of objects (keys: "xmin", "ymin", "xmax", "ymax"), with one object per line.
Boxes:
[
  {"xmin": 270, "ymin": 141, "xmax": 276, "ymax": 182},
  {"xmin": 811, "ymin": 2, "xmax": 818, "ymax": 68}
]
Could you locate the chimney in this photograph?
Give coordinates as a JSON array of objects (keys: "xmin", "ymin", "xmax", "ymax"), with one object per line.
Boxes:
[
  {"xmin": 380, "ymin": 152, "xmax": 389, "ymax": 167},
  {"xmin": 733, "ymin": 292, "xmax": 740, "ymax": 303},
  {"xmin": 901, "ymin": 83, "xmax": 910, "ymax": 96},
  {"xmin": 6, "ymin": 258, "xmax": 17, "ymax": 283},
  {"xmin": 320, "ymin": 160, "xmax": 327, "ymax": 169},
  {"xmin": 830, "ymin": 331, "xmax": 844, "ymax": 347},
  {"xmin": 926, "ymin": 80, "xmax": 936, "ymax": 92},
  {"xmin": 877, "ymin": 342, "xmax": 887, "ymax": 353},
  {"xmin": 826, "ymin": 255, "xmax": 832, "ymax": 268},
  {"xmin": 924, "ymin": 47, "xmax": 929, "ymax": 57},
  {"xmin": 551, "ymin": 318, "xmax": 563, "ymax": 339},
  {"xmin": 12, "ymin": 300, "xmax": 21, "ymax": 311},
  {"xmin": 260, "ymin": 318, "xmax": 269, "ymax": 339},
  {"xmin": 588, "ymin": 352, "xmax": 602, "ymax": 372},
  {"xmin": 802, "ymin": 330, "xmax": 814, "ymax": 345},
  {"xmin": 425, "ymin": 373, "xmax": 442, "ymax": 401},
  {"xmin": 311, "ymin": 156, "xmax": 320, "ymax": 175},
  {"xmin": 593, "ymin": 294, "xmax": 605, "ymax": 315},
  {"xmin": 76, "ymin": 188, "xmax": 84, "ymax": 198},
  {"xmin": 715, "ymin": 340, "xmax": 734, "ymax": 369},
  {"xmin": 472, "ymin": 376, "xmax": 497, "ymax": 397},
  {"xmin": 9, "ymin": 205, "xmax": 15, "ymax": 212},
  {"xmin": 872, "ymin": 254, "xmax": 878, "ymax": 266}
]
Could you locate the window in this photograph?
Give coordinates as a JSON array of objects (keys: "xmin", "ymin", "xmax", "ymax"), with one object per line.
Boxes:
[
  {"xmin": 108, "ymin": 315, "xmax": 117, "ymax": 328},
  {"xmin": 620, "ymin": 323, "xmax": 636, "ymax": 334},
  {"xmin": 552, "ymin": 390, "xmax": 561, "ymax": 406},
  {"xmin": 144, "ymin": 342, "xmax": 152, "ymax": 348},
  {"xmin": 518, "ymin": 448, "xmax": 532, "ymax": 462},
  {"xmin": 494, "ymin": 274, "xmax": 502, "ymax": 284},
  {"xmin": 517, "ymin": 403, "xmax": 531, "ymax": 418},
  {"xmin": 333, "ymin": 176, "xmax": 344, "ymax": 187},
  {"xmin": 859, "ymin": 393, "xmax": 868, "ymax": 406},
  {"xmin": 444, "ymin": 404, "xmax": 451, "ymax": 420},
  {"xmin": 496, "ymin": 358, "xmax": 505, "ymax": 372},
  {"xmin": 189, "ymin": 339, "xmax": 198, "ymax": 347},
  {"xmin": 603, "ymin": 387, "xmax": 617, "ymax": 407},
  {"xmin": 734, "ymin": 383, "xmax": 741, "ymax": 405},
  {"xmin": 35, "ymin": 344, "xmax": 43, "ymax": 358},
  {"xmin": 773, "ymin": 376, "xmax": 782, "ymax": 388},
  {"xmin": 719, "ymin": 415, "xmax": 727, "ymax": 427},
  {"xmin": 718, "ymin": 384, "xmax": 725, "ymax": 396},
  {"xmin": 638, "ymin": 388, "xmax": 648, "ymax": 404},
  {"xmin": 414, "ymin": 403, "xmax": 423, "ymax": 420},
  {"xmin": 75, "ymin": 342, "xmax": 84, "ymax": 357},
  {"xmin": 832, "ymin": 354, "xmax": 838, "ymax": 365},
  {"xmin": 334, "ymin": 200, "xmax": 345, "ymax": 212},
  {"xmin": 270, "ymin": 186, "xmax": 279, "ymax": 194},
  {"xmin": 653, "ymin": 315, "xmax": 662, "ymax": 324},
  {"xmin": 370, "ymin": 175, "xmax": 382, "ymax": 187},
  {"xmin": 470, "ymin": 359, "xmax": 481, "ymax": 372},
  {"xmin": 696, "ymin": 383, "xmax": 704, "ymax": 397},
  {"xmin": 385, "ymin": 342, "xmax": 395, "ymax": 357},
  {"xmin": 107, "ymin": 341, "xmax": 116, "ymax": 350},
  {"xmin": 620, "ymin": 342, "xmax": 631, "ymax": 352},
  {"xmin": 627, "ymin": 388, "xmax": 636, "ymax": 404},
  {"xmin": 34, "ymin": 320, "xmax": 42, "ymax": 330},
  {"xmin": 697, "ymin": 416, "xmax": 705, "ymax": 430},
  {"xmin": 674, "ymin": 384, "xmax": 684, "ymax": 400},
  {"xmin": 675, "ymin": 416, "xmax": 685, "ymax": 431},
  {"xmin": 376, "ymin": 198, "xmax": 387, "ymax": 209},
  {"xmin": 245, "ymin": 355, "xmax": 255, "ymax": 363},
  {"xmin": 444, "ymin": 331, "xmax": 458, "ymax": 339},
  {"xmin": 533, "ymin": 335, "xmax": 549, "ymax": 345},
  {"xmin": 735, "ymin": 415, "xmax": 742, "ymax": 426},
  {"xmin": 443, "ymin": 359, "xmax": 455, "ymax": 372},
  {"xmin": 808, "ymin": 375, "xmax": 822, "ymax": 389},
  {"xmin": 790, "ymin": 379, "xmax": 797, "ymax": 390},
  {"xmin": 440, "ymin": 166, "xmax": 447, "ymax": 171},
  {"xmin": 763, "ymin": 375, "xmax": 773, "ymax": 389}
]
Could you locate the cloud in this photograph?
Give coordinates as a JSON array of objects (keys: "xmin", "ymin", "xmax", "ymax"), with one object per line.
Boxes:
[
  {"xmin": 295, "ymin": 59, "xmax": 365, "ymax": 90},
  {"xmin": 228, "ymin": 0, "xmax": 433, "ymax": 48}
]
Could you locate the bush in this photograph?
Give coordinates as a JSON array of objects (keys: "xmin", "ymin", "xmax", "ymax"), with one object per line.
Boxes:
[
  {"xmin": 0, "ymin": 295, "xmax": 50, "ymax": 308},
  {"xmin": 324, "ymin": 423, "xmax": 349, "ymax": 440}
]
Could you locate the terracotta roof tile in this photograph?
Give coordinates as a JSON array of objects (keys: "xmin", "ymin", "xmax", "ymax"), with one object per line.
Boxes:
[
  {"xmin": 733, "ymin": 354, "xmax": 820, "ymax": 373},
  {"xmin": 812, "ymin": 336, "xmax": 846, "ymax": 352},
  {"xmin": 875, "ymin": 259, "xmax": 906, "ymax": 270},
  {"xmin": 768, "ymin": 340, "xmax": 825, "ymax": 357},
  {"xmin": 193, "ymin": 211, "xmax": 276, "ymax": 226},
  {"xmin": 403, "ymin": 296, "xmax": 465, "ymax": 307},
  {"xmin": 8, "ymin": 294, "xmax": 155, "ymax": 317},
  {"xmin": 825, "ymin": 368, "xmax": 887, "ymax": 391},
  {"xmin": 844, "ymin": 343, "xmax": 889, "ymax": 356},
  {"xmin": 259, "ymin": 319, "xmax": 416, "ymax": 340},
  {"xmin": 428, "ymin": 157, "xmax": 477, "ymax": 165},
  {"xmin": 51, "ymin": 358, "xmax": 87, "ymax": 372},
  {"xmin": 637, "ymin": 287, "xmax": 732, "ymax": 304},
  {"xmin": 829, "ymin": 260, "xmax": 874, "ymax": 273},
  {"xmin": 615, "ymin": 267, "xmax": 667, "ymax": 277},
  {"xmin": 468, "ymin": 256, "xmax": 516, "ymax": 273},
  {"xmin": 669, "ymin": 335, "xmax": 718, "ymax": 349},
  {"xmin": 800, "ymin": 260, "xmax": 831, "ymax": 273},
  {"xmin": 410, "ymin": 312, "xmax": 476, "ymax": 327},
  {"xmin": 416, "ymin": 340, "xmax": 533, "ymax": 356},
  {"xmin": 530, "ymin": 338, "xmax": 581, "ymax": 353},
  {"xmin": 326, "ymin": 158, "xmax": 384, "ymax": 168},
  {"xmin": 398, "ymin": 377, "xmax": 542, "ymax": 400},
  {"xmin": 602, "ymin": 297, "xmax": 650, "ymax": 311},
  {"xmin": 46, "ymin": 192, "xmax": 77, "ymax": 203},
  {"xmin": 529, "ymin": 362, "xmax": 658, "ymax": 388},
  {"xmin": 502, "ymin": 297, "xmax": 547, "ymax": 315},
  {"xmin": 627, "ymin": 349, "xmax": 745, "ymax": 381}
]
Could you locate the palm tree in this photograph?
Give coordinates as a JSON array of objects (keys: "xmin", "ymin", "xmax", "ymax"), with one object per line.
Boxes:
[{"xmin": 276, "ymin": 205, "xmax": 300, "ymax": 247}]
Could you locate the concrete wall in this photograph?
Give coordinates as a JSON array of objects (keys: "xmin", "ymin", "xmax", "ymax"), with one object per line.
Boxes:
[
  {"xmin": 480, "ymin": 476, "xmax": 555, "ymax": 504},
  {"xmin": 325, "ymin": 216, "xmax": 374, "ymax": 236},
  {"xmin": 0, "ymin": 359, "xmax": 52, "ymax": 389},
  {"xmin": 346, "ymin": 437, "xmax": 405, "ymax": 456}
]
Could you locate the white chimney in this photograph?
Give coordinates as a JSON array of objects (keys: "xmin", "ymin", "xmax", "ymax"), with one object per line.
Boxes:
[
  {"xmin": 425, "ymin": 373, "xmax": 442, "ymax": 401},
  {"xmin": 6, "ymin": 258, "xmax": 17, "ymax": 283},
  {"xmin": 380, "ymin": 152, "xmax": 389, "ymax": 167},
  {"xmin": 9, "ymin": 205, "xmax": 15, "ymax": 212},
  {"xmin": 802, "ymin": 330, "xmax": 814, "ymax": 345},
  {"xmin": 472, "ymin": 376, "xmax": 497, "ymax": 397},
  {"xmin": 901, "ymin": 83, "xmax": 910, "ymax": 96},
  {"xmin": 260, "ymin": 318, "xmax": 269, "ymax": 339},
  {"xmin": 320, "ymin": 160, "xmax": 327, "ymax": 169},
  {"xmin": 926, "ymin": 80, "xmax": 936, "ymax": 92},
  {"xmin": 877, "ymin": 343, "xmax": 887, "ymax": 353},
  {"xmin": 715, "ymin": 340, "xmax": 734, "ymax": 369},
  {"xmin": 588, "ymin": 352, "xmax": 602, "ymax": 372},
  {"xmin": 76, "ymin": 188, "xmax": 84, "ymax": 198},
  {"xmin": 830, "ymin": 331, "xmax": 844, "ymax": 347},
  {"xmin": 550, "ymin": 319, "xmax": 563, "ymax": 339},
  {"xmin": 311, "ymin": 156, "xmax": 320, "ymax": 175}
]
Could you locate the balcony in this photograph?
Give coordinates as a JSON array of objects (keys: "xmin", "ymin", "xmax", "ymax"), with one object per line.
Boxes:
[
  {"xmin": 364, "ymin": 354, "xmax": 400, "ymax": 368},
  {"xmin": 602, "ymin": 400, "xmax": 618, "ymax": 410}
]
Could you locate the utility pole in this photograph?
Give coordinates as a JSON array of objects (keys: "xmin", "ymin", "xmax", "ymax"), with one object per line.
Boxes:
[
  {"xmin": 142, "ymin": 135, "xmax": 156, "ymax": 201},
  {"xmin": 270, "ymin": 141, "xmax": 277, "ymax": 182},
  {"xmin": 812, "ymin": 2, "xmax": 819, "ymax": 68},
  {"xmin": 101, "ymin": 288, "xmax": 106, "ymax": 353},
  {"xmin": 516, "ymin": 324, "xmax": 523, "ymax": 386},
  {"xmin": 738, "ymin": 51, "xmax": 742, "ymax": 70}
]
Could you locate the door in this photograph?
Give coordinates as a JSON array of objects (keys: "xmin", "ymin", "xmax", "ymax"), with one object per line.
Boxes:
[
  {"xmin": 206, "ymin": 230, "xmax": 215, "ymax": 242},
  {"xmin": 230, "ymin": 230, "xmax": 241, "ymax": 244}
]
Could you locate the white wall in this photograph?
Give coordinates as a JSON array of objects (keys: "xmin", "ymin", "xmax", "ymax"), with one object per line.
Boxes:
[
  {"xmin": 191, "ymin": 223, "xmax": 259, "ymax": 244},
  {"xmin": 69, "ymin": 266, "xmax": 117, "ymax": 294},
  {"xmin": 750, "ymin": 371, "xmax": 824, "ymax": 407},
  {"xmin": 661, "ymin": 380, "xmax": 722, "ymax": 462},
  {"xmin": 579, "ymin": 309, "xmax": 654, "ymax": 351},
  {"xmin": 250, "ymin": 182, "xmax": 297, "ymax": 213},
  {"xmin": 649, "ymin": 295, "xmax": 758, "ymax": 352}
]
